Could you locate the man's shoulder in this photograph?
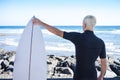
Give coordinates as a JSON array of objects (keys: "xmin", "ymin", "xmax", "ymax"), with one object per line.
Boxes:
[
  {"xmin": 95, "ymin": 36, "xmax": 105, "ymax": 44},
  {"xmin": 64, "ymin": 31, "xmax": 82, "ymax": 35},
  {"xmin": 63, "ymin": 31, "xmax": 82, "ymax": 40}
]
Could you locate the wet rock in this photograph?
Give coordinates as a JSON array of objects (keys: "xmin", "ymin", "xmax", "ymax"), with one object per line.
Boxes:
[
  {"xmin": 56, "ymin": 61, "xmax": 69, "ymax": 67},
  {"xmin": 47, "ymin": 61, "xmax": 52, "ymax": 64},
  {"xmin": 110, "ymin": 64, "xmax": 120, "ymax": 76},
  {"xmin": 52, "ymin": 67, "xmax": 73, "ymax": 78},
  {"xmin": 114, "ymin": 60, "xmax": 120, "ymax": 65}
]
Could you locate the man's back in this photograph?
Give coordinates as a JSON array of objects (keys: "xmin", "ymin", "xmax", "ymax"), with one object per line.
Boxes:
[{"xmin": 63, "ymin": 30, "xmax": 106, "ymax": 80}]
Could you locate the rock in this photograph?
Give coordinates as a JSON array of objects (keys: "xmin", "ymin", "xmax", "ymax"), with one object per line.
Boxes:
[
  {"xmin": 52, "ymin": 67, "xmax": 73, "ymax": 78},
  {"xmin": 0, "ymin": 49, "xmax": 15, "ymax": 77},
  {"xmin": 0, "ymin": 54, "xmax": 5, "ymax": 59},
  {"xmin": 114, "ymin": 60, "xmax": 120, "ymax": 65},
  {"xmin": 64, "ymin": 56, "xmax": 76, "ymax": 72},
  {"xmin": 55, "ymin": 67, "xmax": 73, "ymax": 74},
  {"xmin": 1, "ymin": 61, "xmax": 8, "ymax": 70},
  {"xmin": 0, "ymin": 48, "xmax": 7, "ymax": 54},
  {"xmin": 69, "ymin": 63, "xmax": 76, "ymax": 73},
  {"xmin": 70, "ymin": 55, "xmax": 75, "ymax": 58},
  {"xmin": 56, "ymin": 61, "xmax": 69, "ymax": 67},
  {"xmin": 5, "ymin": 67, "xmax": 13, "ymax": 72},
  {"xmin": 95, "ymin": 59, "xmax": 101, "ymax": 71},
  {"xmin": 9, "ymin": 61, "xmax": 14, "ymax": 66},
  {"xmin": 47, "ymin": 61, "xmax": 52, "ymax": 64},
  {"xmin": 64, "ymin": 56, "xmax": 76, "ymax": 65},
  {"xmin": 96, "ymin": 57, "xmax": 118, "ymax": 78},
  {"xmin": 47, "ymin": 55, "xmax": 75, "ymax": 78},
  {"xmin": 110, "ymin": 64, "xmax": 120, "ymax": 76},
  {"xmin": 96, "ymin": 66, "xmax": 101, "ymax": 71},
  {"xmin": 55, "ymin": 57, "xmax": 63, "ymax": 61},
  {"xmin": 49, "ymin": 55, "xmax": 55, "ymax": 58},
  {"xmin": 107, "ymin": 54, "xmax": 115, "ymax": 64},
  {"xmin": 62, "ymin": 67, "xmax": 73, "ymax": 75},
  {"xmin": 47, "ymin": 55, "xmax": 58, "ymax": 67}
]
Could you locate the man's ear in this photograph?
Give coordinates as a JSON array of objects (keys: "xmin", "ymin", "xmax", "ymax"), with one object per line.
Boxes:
[{"xmin": 83, "ymin": 23, "xmax": 86, "ymax": 30}]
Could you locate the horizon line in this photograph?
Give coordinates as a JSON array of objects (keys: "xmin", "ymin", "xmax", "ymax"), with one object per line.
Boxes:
[{"xmin": 0, "ymin": 25, "xmax": 120, "ymax": 27}]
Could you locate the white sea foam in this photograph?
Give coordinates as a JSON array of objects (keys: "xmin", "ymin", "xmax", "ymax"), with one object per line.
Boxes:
[
  {"xmin": 105, "ymin": 42, "xmax": 120, "ymax": 54},
  {"xmin": 0, "ymin": 29, "xmax": 23, "ymax": 34},
  {"xmin": 95, "ymin": 30, "xmax": 120, "ymax": 35},
  {"xmin": 0, "ymin": 38, "xmax": 18, "ymax": 46},
  {"xmin": 106, "ymin": 42, "xmax": 115, "ymax": 50},
  {"xmin": 111, "ymin": 30, "xmax": 120, "ymax": 34},
  {"xmin": 46, "ymin": 46, "xmax": 74, "ymax": 52},
  {"xmin": 41, "ymin": 29, "xmax": 54, "ymax": 36}
]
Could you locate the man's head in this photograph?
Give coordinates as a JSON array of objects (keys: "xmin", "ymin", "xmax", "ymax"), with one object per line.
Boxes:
[{"xmin": 82, "ymin": 15, "xmax": 96, "ymax": 31}]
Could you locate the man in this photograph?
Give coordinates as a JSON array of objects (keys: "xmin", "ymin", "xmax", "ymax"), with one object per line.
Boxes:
[{"xmin": 33, "ymin": 15, "xmax": 107, "ymax": 80}]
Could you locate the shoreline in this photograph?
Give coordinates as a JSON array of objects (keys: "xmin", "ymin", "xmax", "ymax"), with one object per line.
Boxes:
[{"xmin": 0, "ymin": 49, "xmax": 120, "ymax": 79}]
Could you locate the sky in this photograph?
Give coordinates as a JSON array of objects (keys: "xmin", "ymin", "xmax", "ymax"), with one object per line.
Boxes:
[{"xmin": 0, "ymin": 0, "xmax": 120, "ymax": 26}]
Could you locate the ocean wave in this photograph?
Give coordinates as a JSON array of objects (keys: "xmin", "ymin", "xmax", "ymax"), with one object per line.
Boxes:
[
  {"xmin": 0, "ymin": 29, "xmax": 24, "ymax": 34},
  {"xmin": 111, "ymin": 30, "xmax": 120, "ymax": 34},
  {"xmin": 42, "ymin": 30, "xmax": 54, "ymax": 36},
  {"xmin": 46, "ymin": 46, "xmax": 74, "ymax": 52},
  {"xmin": 95, "ymin": 30, "xmax": 120, "ymax": 34},
  {"xmin": 45, "ymin": 41, "xmax": 74, "ymax": 52},
  {"xmin": 105, "ymin": 42, "xmax": 120, "ymax": 54},
  {"xmin": 0, "ymin": 38, "xmax": 18, "ymax": 46}
]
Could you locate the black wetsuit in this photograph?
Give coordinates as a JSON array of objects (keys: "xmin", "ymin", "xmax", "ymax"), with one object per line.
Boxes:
[{"xmin": 63, "ymin": 30, "xmax": 106, "ymax": 80}]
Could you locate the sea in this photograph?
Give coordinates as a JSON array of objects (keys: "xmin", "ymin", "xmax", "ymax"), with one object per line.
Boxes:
[{"xmin": 0, "ymin": 26, "xmax": 120, "ymax": 56}]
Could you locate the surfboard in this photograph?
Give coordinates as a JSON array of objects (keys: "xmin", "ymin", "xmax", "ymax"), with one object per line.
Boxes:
[{"xmin": 13, "ymin": 17, "xmax": 46, "ymax": 80}]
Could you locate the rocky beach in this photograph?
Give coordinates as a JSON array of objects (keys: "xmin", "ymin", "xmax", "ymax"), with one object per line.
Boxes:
[{"xmin": 0, "ymin": 48, "xmax": 120, "ymax": 80}]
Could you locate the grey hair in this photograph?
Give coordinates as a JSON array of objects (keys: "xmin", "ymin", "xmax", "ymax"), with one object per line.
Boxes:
[{"xmin": 83, "ymin": 15, "xmax": 96, "ymax": 27}]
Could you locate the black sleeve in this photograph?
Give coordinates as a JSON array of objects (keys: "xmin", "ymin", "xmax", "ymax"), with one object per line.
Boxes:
[
  {"xmin": 99, "ymin": 42, "xmax": 106, "ymax": 59},
  {"xmin": 63, "ymin": 31, "xmax": 79, "ymax": 43}
]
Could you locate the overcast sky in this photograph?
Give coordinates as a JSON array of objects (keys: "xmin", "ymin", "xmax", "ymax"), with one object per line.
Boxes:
[{"xmin": 0, "ymin": 0, "xmax": 120, "ymax": 26}]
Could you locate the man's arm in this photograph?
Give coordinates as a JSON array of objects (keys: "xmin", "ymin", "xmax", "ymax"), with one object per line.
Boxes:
[
  {"xmin": 33, "ymin": 18, "xmax": 64, "ymax": 37},
  {"xmin": 98, "ymin": 58, "xmax": 107, "ymax": 80}
]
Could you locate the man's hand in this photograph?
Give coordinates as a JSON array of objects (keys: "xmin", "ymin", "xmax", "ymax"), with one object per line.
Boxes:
[
  {"xmin": 32, "ymin": 18, "xmax": 43, "ymax": 25},
  {"xmin": 98, "ymin": 76, "xmax": 103, "ymax": 80}
]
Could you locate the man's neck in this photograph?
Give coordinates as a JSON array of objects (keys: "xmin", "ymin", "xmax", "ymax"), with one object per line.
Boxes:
[{"xmin": 84, "ymin": 28, "xmax": 93, "ymax": 32}]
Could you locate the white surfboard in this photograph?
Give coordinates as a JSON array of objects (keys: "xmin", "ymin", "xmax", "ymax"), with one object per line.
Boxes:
[{"xmin": 13, "ymin": 17, "xmax": 46, "ymax": 80}]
